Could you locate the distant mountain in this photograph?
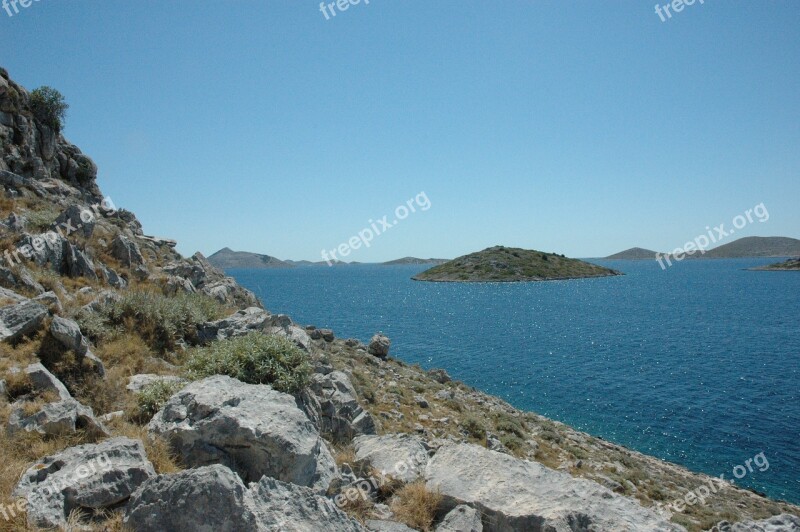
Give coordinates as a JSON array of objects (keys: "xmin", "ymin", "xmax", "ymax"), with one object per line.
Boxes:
[
  {"xmin": 413, "ymin": 246, "xmax": 622, "ymax": 282},
  {"xmin": 383, "ymin": 257, "xmax": 449, "ymax": 265},
  {"xmin": 605, "ymin": 247, "xmax": 662, "ymax": 260},
  {"xmin": 701, "ymin": 236, "xmax": 800, "ymax": 258},
  {"xmin": 207, "ymin": 248, "xmax": 294, "ymax": 269}
]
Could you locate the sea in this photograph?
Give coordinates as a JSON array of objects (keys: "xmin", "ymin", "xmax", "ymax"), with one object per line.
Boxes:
[{"xmin": 226, "ymin": 258, "xmax": 800, "ymax": 504}]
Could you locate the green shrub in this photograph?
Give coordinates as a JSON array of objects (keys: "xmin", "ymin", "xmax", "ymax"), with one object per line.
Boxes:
[
  {"xmin": 101, "ymin": 290, "xmax": 226, "ymax": 352},
  {"xmin": 494, "ymin": 413, "xmax": 526, "ymax": 438},
  {"xmin": 30, "ymin": 86, "xmax": 69, "ymax": 133},
  {"xmin": 500, "ymin": 433, "xmax": 524, "ymax": 451},
  {"xmin": 460, "ymin": 415, "xmax": 486, "ymax": 441},
  {"xmin": 135, "ymin": 380, "xmax": 185, "ymax": 422},
  {"xmin": 185, "ymin": 332, "xmax": 311, "ymax": 394}
]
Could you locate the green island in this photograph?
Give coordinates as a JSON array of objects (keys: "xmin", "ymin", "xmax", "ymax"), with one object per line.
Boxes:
[{"xmin": 413, "ymin": 246, "xmax": 622, "ymax": 282}]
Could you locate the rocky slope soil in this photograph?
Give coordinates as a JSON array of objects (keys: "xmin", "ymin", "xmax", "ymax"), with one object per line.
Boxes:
[{"xmin": 1, "ymin": 67, "xmax": 798, "ymax": 531}]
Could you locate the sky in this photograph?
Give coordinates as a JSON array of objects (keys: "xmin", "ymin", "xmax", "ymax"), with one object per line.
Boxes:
[{"xmin": 1, "ymin": 0, "xmax": 798, "ymax": 262}]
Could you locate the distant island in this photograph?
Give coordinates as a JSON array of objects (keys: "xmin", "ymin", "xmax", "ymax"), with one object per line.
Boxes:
[
  {"xmin": 207, "ymin": 248, "xmax": 294, "ymax": 269},
  {"xmin": 382, "ymin": 257, "xmax": 449, "ymax": 266},
  {"xmin": 748, "ymin": 257, "xmax": 800, "ymax": 271},
  {"xmin": 699, "ymin": 236, "xmax": 800, "ymax": 258},
  {"xmin": 605, "ymin": 247, "xmax": 662, "ymax": 260},
  {"xmin": 413, "ymin": 246, "xmax": 622, "ymax": 282}
]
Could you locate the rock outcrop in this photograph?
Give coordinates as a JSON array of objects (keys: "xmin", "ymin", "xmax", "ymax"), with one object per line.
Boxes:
[
  {"xmin": 148, "ymin": 375, "xmax": 336, "ymax": 490},
  {"xmin": 424, "ymin": 443, "xmax": 681, "ymax": 531},
  {"xmin": 0, "ymin": 299, "xmax": 47, "ymax": 342},
  {"xmin": 124, "ymin": 464, "xmax": 365, "ymax": 531},
  {"xmin": 13, "ymin": 437, "xmax": 156, "ymax": 529},
  {"xmin": 302, "ymin": 370, "xmax": 377, "ymax": 442},
  {"xmin": 354, "ymin": 434, "xmax": 429, "ymax": 483}
]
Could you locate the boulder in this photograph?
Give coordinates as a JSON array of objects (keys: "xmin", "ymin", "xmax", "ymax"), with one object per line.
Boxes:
[
  {"xmin": 148, "ymin": 375, "xmax": 336, "ymax": 490},
  {"xmin": 425, "ymin": 443, "xmax": 682, "ymax": 532},
  {"xmin": 437, "ymin": 504, "xmax": 483, "ymax": 532},
  {"xmin": 53, "ymin": 204, "xmax": 96, "ymax": 238},
  {"xmin": 163, "ymin": 274, "xmax": 195, "ymax": 295},
  {"xmin": 124, "ymin": 464, "xmax": 365, "ymax": 532},
  {"xmin": 65, "ymin": 245, "xmax": 97, "ymax": 279},
  {"xmin": 265, "ymin": 313, "xmax": 313, "ymax": 351},
  {"xmin": 354, "ymin": 434, "xmax": 429, "ymax": 483},
  {"xmin": 428, "ymin": 368, "xmax": 451, "ymax": 384},
  {"xmin": 8, "ymin": 398, "xmax": 108, "ymax": 438},
  {"xmin": 111, "ymin": 234, "xmax": 144, "ymax": 267},
  {"xmin": 302, "ymin": 370, "xmax": 377, "ymax": 442},
  {"xmin": 0, "ymin": 264, "xmax": 45, "ymax": 294},
  {"xmin": 196, "ymin": 306, "xmax": 270, "ymax": 344},
  {"xmin": 126, "ymin": 374, "xmax": 188, "ymax": 393},
  {"xmin": 13, "ymin": 437, "xmax": 156, "ymax": 529},
  {"xmin": 712, "ymin": 514, "xmax": 800, "ymax": 531},
  {"xmin": 24, "ymin": 363, "xmax": 71, "ymax": 400},
  {"xmin": 368, "ymin": 334, "xmax": 391, "ymax": 359},
  {"xmin": 49, "ymin": 315, "xmax": 89, "ymax": 355},
  {"xmin": 97, "ymin": 262, "xmax": 127, "ymax": 288},
  {"xmin": 0, "ymin": 299, "xmax": 47, "ymax": 342},
  {"xmin": 32, "ymin": 291, "xmax": 62, "ymax": 313},
  {"xmin": 0, "ymin": 286, "xmax": 27, "ymax": 303}
]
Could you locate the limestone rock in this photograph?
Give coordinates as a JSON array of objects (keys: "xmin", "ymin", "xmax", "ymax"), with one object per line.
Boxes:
[
  {"xmin": 437, "ymin": 504, "xmax": 483, "ymax": 532},
  {"xmin": 8, "ymin": 398, "xmax": 108, "ymax": 437},
  {"xmin": 424, "ymin": 443, "xmax": 682, "ymax": 532},
  {"xmin": 0, "ymin": 299, "xmax": 47, "ymax": 342},
  {"xmin": 13, "ymin": 437, "xmax": 156, "ymax": 529},
  {"xmin": 368, "ymin": 333, "xmax": 391, "ymax": 359},
  {"xmin": 148, "ymin": 375, "xmax": 336, "ymax": 490},
  {"xmin": 301, "ymin": 370, "xmax": 377, "ymax": 442},
  {"xmin": 354, "ymin": 434, "xmax": 429, "ymax": 483},
  {"xmin": 367, "ymin": 520, "xmax": 417, "ymax": 532},
  {"xmin": 124, "ymin": 464, "xmax": 365, "ymax": 531},
  {"xmin": 712, "ymin": 514, "xmax": 800, "ymax": 531},
  {"xmin": 111, "ymin": 234, "xmax": 144, "ymax": 267},
  {"xmin": 196, "ymin": 306, "xmax": 270, "ymax": 344},
  {"xmin": 49, "ymin": 315, "xmax": 89, "ymax": 355},
  {"xmin": 24, "ymin": 363, "xmax": 71, "ymax": 400}
]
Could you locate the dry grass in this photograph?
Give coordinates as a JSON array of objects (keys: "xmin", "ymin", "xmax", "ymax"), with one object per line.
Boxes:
[
  {"xmin": 390, "ymin": 482, "xmax": 442, "ymax": 531},
  {"xmin": 105, "ymin": 419, "xmax": 182, "ymax": 475}
]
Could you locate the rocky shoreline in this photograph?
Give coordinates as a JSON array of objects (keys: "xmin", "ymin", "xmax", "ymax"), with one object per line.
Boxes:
[{"xmin": 1, "ymin": 67, "xmax": 799, "ymax": 531}]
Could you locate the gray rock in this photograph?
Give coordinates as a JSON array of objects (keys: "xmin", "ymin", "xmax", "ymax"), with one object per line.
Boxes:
[
  {"xmin": 126, "ymin": 373, "xmax": 188, "ymax": 393},
  {"xmin": 711, "ymin": 514, "xmax": 800, "ymax": 531},
  {"xmin": 354, "ymin": 434, "xmax": 429, "ymax": 483},
  {"xmin": 66, "ymin": 245, "xmax": 97, "ymax": 279},
  {"xmin": 98, "ymin": 262, "xmax": 127, "ymax": 288},
  {"xmin": 13, "ymin": 437, "xmax": 156, "ymax": 529},
  {"xmin": 25, "ymin": 363, "xmax": 71, "ymax": 400},
  {"xmin": 428, "ymin": 368, "xmax": 451, "ymax": 384},
  {"xmin": 425, "ymin": 443, "xmax": 682, "ymax": 532},
  {"xmin": 265, "ymin": 313, "xmax": 313, "ymax": 351},
  {"xmin": 437, "ymin": 504, "xmax": 483, "ymax": 532},
  {"xmin": 301, "ymin": 370, "xmax": 377, "ymax": 442},
  {"xmin": 148, "ymin": 375, "xmax": 336, "ymax": 490},
  {"xmin": 124, "ymin": 464, "xmax": 365, "ymax": 532},
  {"xmin": 367, "ymin": 520, "xmax": 417, "ymax": 532},
  {"xmin": 414, "ymin": 394, "xmax": 430, "ymax": 408},
  {"xmin": 81, "ymin": 289, "xmax": 121, "ymax": 312},
  {"xmin": 53, "ymin": 204, "xmax": 96, "ymax": 238},
  {"xmin": 50, "ymin": 315, "xmax": 89, "ymax": 355},
  {"xmin": 196, "ymin": 306, "xmax": 270, "ymax": 344},
  {"xmin": 163, "ymin": 274, "xmax": 195, "ymax": 295},
  {"xmin": 320, "ymin": 328, "xmax": 335, "ymax": 342},
  {"xmin": 0, "ymin": 286, "xmax": 27, "ymax": 303},
  {"xmin": 32, "ymin": 291, "xmax": 62, "ymax": 313},
  {"xmin": 8, "ymin": 398, "xmax": 108, "ymax": 438},
  {"xmin": 111, "ymin": 234, "xmax": 144, "ymax": 267},
  {"xmin": 0, "ymin": 299, "xmax": 47, "ymax": 342},
  {"xmin": 368, "ymin": 333, "xmax": 391, "ymax": 359}
]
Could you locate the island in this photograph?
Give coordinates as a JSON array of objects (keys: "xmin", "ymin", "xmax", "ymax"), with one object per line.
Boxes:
[
  {"xmin": 382, "ymin": 257, "xmax": 449, "ymax": 266},
  {"xmin": 605, "ymin": 247, "xmax": 662, "ymax": 260},
  {"xmin": 748, "ymin": 257, "xmax": 800, "ymax": 271},
  {"xmin": 207, "ymin": 247, "xmax": 294, "ymax": 269},
  {"xmin": 412, "ymin": 246, "xmax": 622, "ymax": 282}
]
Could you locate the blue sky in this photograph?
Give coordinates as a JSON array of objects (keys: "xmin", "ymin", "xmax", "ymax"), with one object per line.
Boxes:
[{"xmin": 2, "ymin": 1, "xmax": 798, "ymax": 261}]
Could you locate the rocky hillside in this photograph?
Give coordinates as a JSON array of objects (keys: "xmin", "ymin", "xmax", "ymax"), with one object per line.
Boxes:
[
  {"xmin": 701, "ymin": 236, "xmax": 800, "ymax": 258},
  {"xmin": 207, "ymin": 247, "xmax": 294, "ymax": 269},
  {"xmin": 748, "ymin": 258, "xmax": 800, "ymax": 271},
  {"xmin": 414, "ymin": 246, "xmax": 622, "ymax": 282},
  {"xmin": 1, "ymin": 67, "xmax": 799, "ymax": 531}
]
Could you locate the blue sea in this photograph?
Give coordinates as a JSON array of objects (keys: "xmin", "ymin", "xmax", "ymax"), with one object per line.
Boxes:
[{"xmin": 227, "ymin": 258, "xmax": 800, "ymax": 504}]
